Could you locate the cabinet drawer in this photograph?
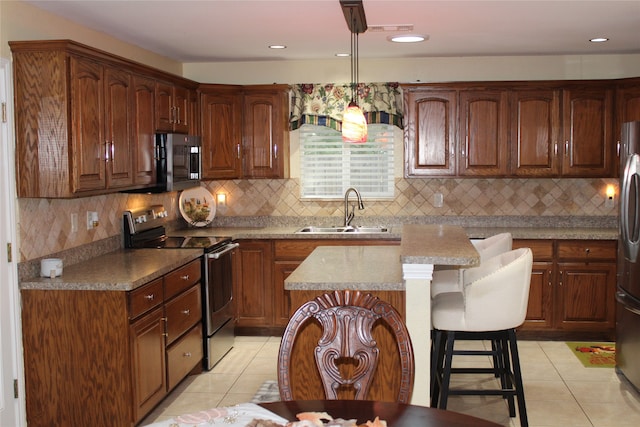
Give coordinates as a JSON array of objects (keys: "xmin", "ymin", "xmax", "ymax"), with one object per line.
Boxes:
[
  {"xmin": 165, "ymin": 285, "xmax": 202, "ymax": 344},
  {"xmin": 274, "ymin": 239, "xmax": 399, "ymax": 260},
  {"xmin": 165, "ymin": 259, "xmax": 201, "ymax": 300},
  {"xmin": 513, "ymin": 239, "xmax": 554, "ymax": 261},
  {"xmin": 129, "ymin": 278, "xmax": 163, "ymax": 320},
  {"xmin": 167, "ymin": 323, "xmax": 203, "ymax": 390},
  {"xmin": 557, "ymin": 240, "xmax": 617, "ymax": 261}
]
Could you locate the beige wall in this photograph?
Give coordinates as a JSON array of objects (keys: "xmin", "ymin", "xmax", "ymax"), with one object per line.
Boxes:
[
  {"xmin": 0, "ymin": 0, "xmax": 182, "ymax": 74},
  {"xmin": 184, "ymin": 54, "xmax": 640, "ymax": 86}
]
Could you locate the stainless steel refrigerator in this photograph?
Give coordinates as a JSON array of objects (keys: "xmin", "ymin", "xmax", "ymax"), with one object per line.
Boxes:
[{"xmin": 617, "ymin": 120, "xmax": 640, "ymax": 391}]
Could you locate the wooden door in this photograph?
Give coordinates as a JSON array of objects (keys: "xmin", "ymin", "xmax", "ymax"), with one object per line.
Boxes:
[
  {"xmin": 273, "ymin": 261, "xmax": 299, "ymax": 327},
  {"xmin": 70, "ymin": 56, "xmax": 106, "ymax": 192},
  {"xmin": 201, "ymin": 88, "xmax": 243, "ymax": 179},
  {"xmin": 614, "ymin": 83, "xmax": 640, "ymax": 176},
  {"xmin": 242, "ymin": 87, "xmax": 288, "ymax": 178},
  {"xmin": 173, "ymin": 85, "xmax": 190, "ymax": 134},
  {"xmin": 556, "ymin": 262, "xmax": 617, "ymax": 333},
  {"xmin": 458, "ymin": 90, "xmax": 509, "ymax": 176},
  {"xmin": 561, "ymin": 87, "xmax": 614, "ymax": 176},
  {"xmin": 132, "ymin": 75, "xmax": 157, "ymax": 186},
  {"xmin": 404, "ymin": 89, "xmax": 457, "ymax": 176},
  {"xmin": 155, "ymin": 81, "xmax": 174, "ymax": 132},
  {"xmin": 104, "ymin": 67, "xmax": 134, "ymax": 188},
  {"xmin": 233, "ymin": 240, "xmax": 274, "ymax": 327},
  {"xmin": 130, "ymin": 307, "xmax": 167, "ymax": 423},
  {"xmin": 510, "ymin": 89, "xmax": 561, "ymax": 176}
]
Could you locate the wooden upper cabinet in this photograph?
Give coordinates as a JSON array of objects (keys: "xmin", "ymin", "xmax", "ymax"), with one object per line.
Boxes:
[
  {"xmin": 132, "ymin": 75, "xmax": 157, "ymax": 187},
  {"xmin": 10, "ymin": 40, "xmax": 199, "ymax": 198},
  {"xmin": 404, "ymin": 89, "xmax": 457, "ymax": 176},
  {"xmin": 615, "ymin": 82, "xmax": 640, "ymax": 176},
  {"xmin": 200, "ymin": 86, "xmax": 243, "ymax": 179},
  {"xmin": 561, "ymin": 86, "xmax": 614, "ymax": 176},
  {"xmin": 155, "ymin": 82, "xmax": 190, "ymax": 134},
  {"xmin": 104, "ymin": 67, "xmax": 134, "ymax": 189},
  {"xmin": 242, "ymin": 85, "xmax": 290, "ymax": 178},
  {"xmin": 70, "ymin": 56, "xmax": 107, "ymax": 192},
  {"xmin": 509, "ymin": 89, "xmax": 561, "ymax": 176},
  {"xmin": 458, "ymin": 90, "xmax": 509, "ymax": 176}
]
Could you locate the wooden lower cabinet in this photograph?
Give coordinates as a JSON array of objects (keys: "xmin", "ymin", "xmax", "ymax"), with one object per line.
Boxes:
[
  {"xmin": 514, "ymin": 239, "xmax": 617, "ymax": 340},
  {"xmin": 233, "ymin": 238, "xmax": 400, "ymax": 334},
  {"xmin": 21, "ymin": 259, "xmax": 203, "ymax": 427}
]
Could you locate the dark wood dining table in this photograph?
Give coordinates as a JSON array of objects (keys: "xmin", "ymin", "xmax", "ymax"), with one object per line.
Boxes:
[{"xmin": 260, "ymin": 400, "xmax": 503, "ymax": 426}]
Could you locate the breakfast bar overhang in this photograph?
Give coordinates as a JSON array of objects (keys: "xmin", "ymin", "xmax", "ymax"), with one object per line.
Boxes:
[{"xmin": 284, "ymin": 224, "xmax": 480, "ymax": 406}]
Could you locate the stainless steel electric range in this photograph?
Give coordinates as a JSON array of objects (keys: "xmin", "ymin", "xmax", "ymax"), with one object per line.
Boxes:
[{"xmin": 124, "ymin": 205, "xmax": 237, "ymax": 370}]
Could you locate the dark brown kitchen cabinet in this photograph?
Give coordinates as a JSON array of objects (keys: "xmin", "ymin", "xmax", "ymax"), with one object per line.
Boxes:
[
  {"xmin": 132, "ymin": 75, "xmax": 158, "ymax": 186},
  {"xmin": 514, "ymin": 239, "xmax": 616, "ymax": 340},
  {"xmin": 20, "ymin": 259, "xmax": 203, "ymax": 427},
  {"xmin": 233, "ymin": 240, "xmax": 274, "ymax": 330},
  {"xmin": 156, "ymin": 81, "xmax": 191, "ymax": 134},
  {"xmin": 509, "ymin": 88, "xmax": 562, "ymax": 176},
  {"xmin": 242, "ymin": 85, "xmax": 290, "ymax": 178},
  {"xmin": 561, "ymin": 86, "xmax": 614, "ymax": 176},
  {"xmin": 71, "ymin": 57, "xmax": 135, "ymax": 192},
  {"xmin": 614, "ymin": 82, "xmax": 640, "ymax": 176},
  {"xmin": 200, "ymin": 85, "xmax": 243, "ymax": 179},
  {"xmin": 458, "ymin": 90, "xmax": 509, "ymax": 176},
  {"xmin": 403, "ymin": 89, "xmax": 457, "ymax": 176},
  {"xmin": 10, "ymin": 39, "xmax": 198, "ymax": 198}
]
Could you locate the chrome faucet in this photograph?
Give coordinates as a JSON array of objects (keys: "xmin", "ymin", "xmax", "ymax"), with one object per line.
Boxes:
[{"xmin": 344, "ymin": 187, "xmax": 365, "ymax": 227}]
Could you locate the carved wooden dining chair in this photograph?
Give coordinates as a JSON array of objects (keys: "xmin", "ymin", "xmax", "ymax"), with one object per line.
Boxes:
[{"xmin": 277, "ymin": 290, "xmax": 415, "ymax": 404}]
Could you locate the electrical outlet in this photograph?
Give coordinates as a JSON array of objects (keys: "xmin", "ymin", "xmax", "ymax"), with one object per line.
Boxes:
[
  {"xmin": 605, "ymin": 195, "xmax": 615, "ymax": 209},
  {"xmin": 434, "ymin": 192, "xmax": 444, "ymax": 208},
  {"xmin": 70, "ymin": 213, "xmax": 78, "ymax": 233},
  {"xmin": 86, "ymin": 211, "xmax": 99, "ymax": 230}
]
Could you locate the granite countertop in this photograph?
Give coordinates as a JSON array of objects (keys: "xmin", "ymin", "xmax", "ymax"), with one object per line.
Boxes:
[
  {"xmin": 19, "ymin": 248, "xmax": 202, "ymax": 291},
  {"xmin": 285, "ymin": 246, "xmax": 404, "ymax": 291},
  {"xmin": 171, "ymin": 225, "xmax": 618, "ymax": 241},
  {"xmin": 285, "ymin": 225, "xmax": 481, "ymax": 291}
]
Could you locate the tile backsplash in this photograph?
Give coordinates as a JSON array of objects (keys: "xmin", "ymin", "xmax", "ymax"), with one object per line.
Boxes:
[{"xmin": 18, "ymin": 177, "xmax": 618, "ymax": 262}]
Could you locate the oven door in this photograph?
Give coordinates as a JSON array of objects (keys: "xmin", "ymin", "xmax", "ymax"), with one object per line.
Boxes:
[{"xmin": 204, "ymin": 242, "xmax": 239, "ymax": 334}]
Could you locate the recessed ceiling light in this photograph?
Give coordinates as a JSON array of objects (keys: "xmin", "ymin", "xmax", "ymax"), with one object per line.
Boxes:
[
  {"xmin": 388, "ymin": 34, "xmax": 428, "ymax": 43},
  {"xmin": 589, "ymin": 37, "xmax": 609, "ymax": 43},
  {"xmin": 269, "ymin": 45, "xmax": 287, "ymax": 49}
]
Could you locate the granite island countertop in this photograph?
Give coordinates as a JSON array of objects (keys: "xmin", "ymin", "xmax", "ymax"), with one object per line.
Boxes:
[
  {"xmin": 284, "ymin": 225, "xmax": 480, "ymax": 292},
  {"xmin": 19, "ymin": 248, "xmax": 202, "ymax": 291}
]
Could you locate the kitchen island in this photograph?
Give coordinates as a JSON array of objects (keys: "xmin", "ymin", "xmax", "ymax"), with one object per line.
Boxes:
[{"xmin": 284, "ymin": 224, "xmax": 479, "ymax": 407}]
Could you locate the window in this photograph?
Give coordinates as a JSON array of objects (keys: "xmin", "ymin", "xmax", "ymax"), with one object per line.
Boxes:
[{"xmin": 300, "ymin": 124, "xmax": 395, "ymax": 199}]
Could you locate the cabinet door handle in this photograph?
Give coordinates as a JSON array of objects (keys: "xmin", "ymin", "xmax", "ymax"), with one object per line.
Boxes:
[
  {"xmin": 180, "ymin": 274, "xmax": 190, "ymax": 281},
  {"xmin": 237, "ymin": 143, "xmax": 241, "ymax": 159},
  {"xmin": 144, "ymin": 294, "xmax": 155, "ymax": 301},
  {"xmin": 554, "ymin": 142, "xmax": 558, "ymax": 157},
  {"xmin": 181, "ymin": 309, "xmax": 191, "ymax": 316},
  {"xmin": 104, "ymin": 141, "xmax": 110, "ymax": 162},
  {"xmin": 273, "ymin": 144, "xmax": 278, "ymax": 159},
  {"xmin": 548, "ymin": 270, "xmax": 553, "ymax": 286},
  {"xmin": 176, "ymin": 107, "xmax": 181, "ymax": 124},
  {"xmin": 183, "ymin": 352, "xmax": 192, "ymax": 358}
]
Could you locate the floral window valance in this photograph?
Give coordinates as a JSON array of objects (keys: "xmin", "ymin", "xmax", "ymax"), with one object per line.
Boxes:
[{"xmin": 289, "ymin": 82, "xmax": 403, "ymax": 131}]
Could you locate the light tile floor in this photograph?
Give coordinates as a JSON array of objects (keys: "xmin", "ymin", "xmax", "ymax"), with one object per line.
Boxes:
[{"xmin": 141, "ymin": 337, "xmax": 640, "ymax": 427}]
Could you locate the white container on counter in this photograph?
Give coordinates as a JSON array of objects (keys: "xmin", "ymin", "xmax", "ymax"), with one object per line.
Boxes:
[{"xmin": 40, "ymin": 258, "xmax": 63, "ymax": 278}]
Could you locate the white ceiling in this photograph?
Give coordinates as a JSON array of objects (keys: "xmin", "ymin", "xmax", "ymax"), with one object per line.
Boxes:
[{"xmin": 23, "ymin": 0, "xmax": 640, "ymax": 63}]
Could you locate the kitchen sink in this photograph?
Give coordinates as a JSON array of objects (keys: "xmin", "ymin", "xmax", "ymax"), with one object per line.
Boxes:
[{"xmin": 295, "ymin": 225, "xmax": 390, "ymax": 234}]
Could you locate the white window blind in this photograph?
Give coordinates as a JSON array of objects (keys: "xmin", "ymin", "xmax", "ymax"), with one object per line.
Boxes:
[{"xmin": 300, "ymin": 124, "xmax": 395, "ymax": 199}]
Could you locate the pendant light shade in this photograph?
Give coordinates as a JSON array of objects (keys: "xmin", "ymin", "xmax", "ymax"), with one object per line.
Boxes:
[
  {"xmin": 340, "ymin": 0, "xmax": 368, "ymax": 143},
  {"xmin": 342, "ymin": 102, "xmax": 368, "ymax": 143}
]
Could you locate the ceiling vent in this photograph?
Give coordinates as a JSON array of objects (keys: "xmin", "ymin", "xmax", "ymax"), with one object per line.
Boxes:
[{"xmin": 368, "ymin": 24, "xmax": 414, "ymax": 32}]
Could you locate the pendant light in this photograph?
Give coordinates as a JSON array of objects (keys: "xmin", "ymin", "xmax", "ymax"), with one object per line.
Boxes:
[{"xmin": 340, "ymin": 0, "xmax": 368, "ymax": 143}]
